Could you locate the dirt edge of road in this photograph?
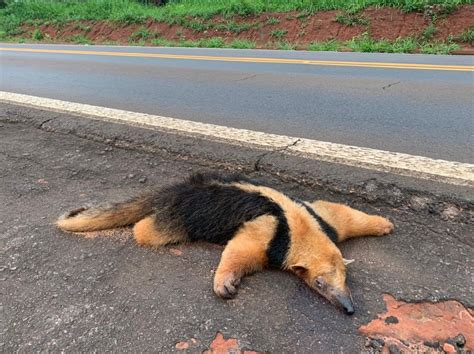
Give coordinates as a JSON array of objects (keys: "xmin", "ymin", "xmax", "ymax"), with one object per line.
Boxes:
[{"xmin": 1, "ymin": 102, "xmax": 472, "ymax": 224}]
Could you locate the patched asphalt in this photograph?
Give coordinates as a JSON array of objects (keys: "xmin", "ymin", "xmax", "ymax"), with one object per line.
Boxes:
[{"xmin": 1, "ymin": 116, "xmax": 472, "ymax": 352}]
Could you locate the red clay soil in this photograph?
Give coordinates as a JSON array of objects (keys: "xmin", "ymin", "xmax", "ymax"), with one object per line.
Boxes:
[
  {"xmin": 359, "ymin": 294, "xmax": 474, "ymax": 353},
  {"xmin": 20, "ymin": 6, "xmax": 474, "ymax": 50},
  {"xmin": 175, "ymin": 332, "xmax": 262, "ymax": 353}
]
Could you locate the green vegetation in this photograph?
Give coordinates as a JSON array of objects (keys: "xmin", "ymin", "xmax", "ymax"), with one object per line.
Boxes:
[
  {"xmin": 277, "ymin": 41, "xmax": 295, "ymax": 50},
  {"xmin": 266, "ymin": 16, "xmax": 280, "ymax": 25},
  {"xmin": 307, "ymin": 35, "xmax": 458, "ymax": 54},
  {"xmin": 67, "ymin": 34, "xmax": 92, "ymax": 44},
  {"xmin": 1, "ymin": 0, "xmax": 470, "ymax": 37},
  {"xmin": 31, "ymin": 28, "xmax": 43, "ymax": 40},
  {"xmin": 347, "ymin": 35, "xmax": 423, "ymax": 53},
  {"xmin": 419, "ymin": 41, "xmax": 460, "ymax": 54},
  {"xmin": 0, "ymin": 0, "xmax": 468, "ymax": 54},
  {"xmin": 230, "ymin": 39, "xmax": 256, "ymax": 48},
  {"xmin": 334, "ymin": 12, "xmax": 369, "ymax": 26},
  {"xmin": 422, "ymin": 22, "xmax": 436, "ymax": 40},
  {"xmin": 75, "ymin": 23, "xmax": 91, "ymax": 32},
  {"xmin": 455, "ymin": 27, "xmax": 474, "ymax": 43},
  {"xmin": 198, "ymin": 36, "xmax": 225, "ymax": 47},
  {"xmin": 308, "ymin": 40, "xmax": 342, "ymax": 51},
  {"xmin": 151, "ymin": 38, "xmax": 174, "ymax": 46},
  {"xmin": 129, "ymin": 27, "xmax": 152, "ymax": 41},
  {"xmin": 270, "ymin": 29, "xmax": 287, "ymax": 39},
  {"xmin": 151, "ymin": 36, "xmax": 226, "ymax": 48}
]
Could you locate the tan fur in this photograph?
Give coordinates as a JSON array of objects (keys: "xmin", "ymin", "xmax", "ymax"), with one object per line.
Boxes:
[
  {"xmin": 213, "ymin": 215, "xmax": 276, "ymax": 298},
  {"xmin": 310, "ymin": 201, "xmax": 394, "ymax": 241},
  {"xmin": 133, "ymin": 216, "xmax": 185, "ymax": 248},
  {"xmin": 57, "ymin": 179, "xmax": 394, "ymax": 309},
  {"xmin": 56, "ymin": 200, "xmax": 149, "ymax": 232},
  {"xmin": 231, "ymin": 182, "xmax": 351, "ymax": 293}
]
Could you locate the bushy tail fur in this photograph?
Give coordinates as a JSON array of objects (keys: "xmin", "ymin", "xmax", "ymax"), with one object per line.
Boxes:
[{"xmin": 56, "ymin": 194, "xmax": 155, "ymax": 232}]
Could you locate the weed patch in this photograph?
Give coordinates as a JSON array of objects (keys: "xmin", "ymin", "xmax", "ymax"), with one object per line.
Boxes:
[
  {"xmin": 270, "ymin": 29, "xmax": 287, "ymax": 39},
  {"xmin": 335, "ymin": 12, "xmax": 369, "ymax": 26},
  {"xmin": 308, "ymin": 40, "xmax": 342, "ymax": 51},
  {"xmin": 230, "ymin": 39, "xmax": 256, "ymax": 49},
  {"xmin": 31, "ymin": 28, "xmax": 43, "ymax": 40}
]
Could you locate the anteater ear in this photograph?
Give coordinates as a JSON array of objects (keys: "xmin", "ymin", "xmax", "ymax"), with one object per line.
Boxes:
[
  {"xmin": 343, "ymin": 258, "xmax": 355, "ymax": 266},
  {"xmin": 289, "ymin": 264, "xmax": 308, "ymax": 277}
]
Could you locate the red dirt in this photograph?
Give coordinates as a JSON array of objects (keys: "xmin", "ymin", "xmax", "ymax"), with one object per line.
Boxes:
[
  {"xmin": 203, "ymin": 332, "xmax": 263, "ymax": 354},
  {"xmin": 19, "ymin": 6, "xmax": 474, "ymax": 50},
  {"xmin": 359, "ymin": 294, "xmax": 474, "ymax": 353},
  {"xmin": 365, "ymin": 8, "xmax": 428, "ymax": 40},
  {"xmin": 434, "ymin": 5, "xmax": 474, "ymax": 40}
]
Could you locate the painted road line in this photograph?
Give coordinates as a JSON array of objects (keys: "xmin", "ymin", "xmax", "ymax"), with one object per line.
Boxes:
[
  {"xmin": 1, "ymin": 91, "xmax": 473, "ymax": 186},
  {"xmin": 1, "ymin": 47, "xmax": 473, "ymax": 72}
]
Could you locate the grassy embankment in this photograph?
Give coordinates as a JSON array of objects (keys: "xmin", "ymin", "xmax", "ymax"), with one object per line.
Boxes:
[{"xmin": 1, "ymin": 0, "xmax": 473, "ymax": 53}]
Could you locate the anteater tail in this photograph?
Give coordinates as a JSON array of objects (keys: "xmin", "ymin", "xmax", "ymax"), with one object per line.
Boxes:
[{"xmin": 56, "ymin": 194, "xmax": 155, "ymax": 232}]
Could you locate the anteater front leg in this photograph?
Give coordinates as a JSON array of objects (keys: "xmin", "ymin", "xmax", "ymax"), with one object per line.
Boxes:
[
  {"xmin": 311, "ymin": 201, "xmax": 394, "ymax": 242},
  {"xmin": 213, "ymin": 215, "xmax": 277, "ymax": 299}
]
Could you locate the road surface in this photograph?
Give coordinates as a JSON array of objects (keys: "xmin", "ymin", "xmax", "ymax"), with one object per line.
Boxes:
[
  {"xmin": 1, "ymin": 113, "xmax": 472, "ymax": 352},
  {"xmin": 1, "ymin": 43, "xmax": 473, "ymax": 163}
]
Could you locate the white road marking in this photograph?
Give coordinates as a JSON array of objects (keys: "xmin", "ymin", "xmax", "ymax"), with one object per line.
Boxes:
[{"xmin": 1, "ymin": 91, "xmax": 473, "ymax": 186}]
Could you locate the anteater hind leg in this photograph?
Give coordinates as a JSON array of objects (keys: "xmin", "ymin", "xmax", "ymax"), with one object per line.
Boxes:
[
  {"xmin": 311, "ymin": 201, "xmax": 394, "ymax": 242},
  {"xmin": 213, "ymin": 215, "xmax": 277, "ymax": 299},
  {"xmin": 133, "ymin": 215, "xmax": 184, "ymax": 248}
]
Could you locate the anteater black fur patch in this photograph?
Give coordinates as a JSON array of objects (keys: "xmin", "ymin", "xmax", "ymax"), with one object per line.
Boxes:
[{"xmin": 151, "ymin": 173, "xmax": 291, "ymax": 267}]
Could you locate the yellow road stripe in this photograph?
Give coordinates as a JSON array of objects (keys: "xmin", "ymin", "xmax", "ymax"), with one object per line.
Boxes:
[{"xmin": 1, "ymin": 47, "xmax": 473, "ymax": 72}]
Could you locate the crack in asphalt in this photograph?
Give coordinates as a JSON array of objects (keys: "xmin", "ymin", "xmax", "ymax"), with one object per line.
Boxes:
[
  {"xmin": 409, "ymin": 219, "xmax": 473, "ymax": 249},
  {"xmin": 233, "ymin": 74, "xmax": 257, "ymax": 82},
  {"xmin": 254, "ymin": 138, "xmax": 301, "ymax": 171},
  {"xmin": 382, "ymin": 81, "xmax": 401, "ymax": 90},
  {"xmin": 38, "ymin": 117, "xmax": 55, "ymax": 129}
]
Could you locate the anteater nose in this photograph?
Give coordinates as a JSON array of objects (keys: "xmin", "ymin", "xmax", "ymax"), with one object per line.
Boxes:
[{"xmin": 344, "ymin": 305, "xmax": 355, "ymax": 315}]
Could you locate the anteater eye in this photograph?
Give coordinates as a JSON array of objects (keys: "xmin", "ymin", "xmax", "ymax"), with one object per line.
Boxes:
[{"xmin": 315, "ymin": 278, "xmax": 324, "ymax": 288}]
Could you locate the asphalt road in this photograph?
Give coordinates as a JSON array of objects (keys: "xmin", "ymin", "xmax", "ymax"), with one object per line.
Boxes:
[
  {"xmin": 1, "ymin": 117, "xmax": 472, "ymax": 352},
  {"xmin": 1, "ymin": 43, "xmax": 473, "ymax": 163}
]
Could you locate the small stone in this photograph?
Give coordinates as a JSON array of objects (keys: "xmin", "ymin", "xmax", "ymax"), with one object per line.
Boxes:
[
  {"xmin": 175, "ymin": 341, "xmax": 189, "ymax": 350},
  {"xmin": 452, "ymin": 334, "xmax": 466, "ymax": 347},
  {"xmin": 384, "ymin": 316, "xmax": 399, "ymax": 324},
  {"xmin": 169, "ymin": 248, "xmax": 182, "ymax": 256},
  {"xmin": 128, "ymin": 174, "xmax": 135, "ymax": 179},
  {"xmin": 138, "ymin": 177, "xmax": 147, "ymax": 183},
  {"xmin": 367, "ymin": 338, "xmax": 384, "ymax": 350},
  {"xmin": 423, "ymin": 341, "xmax": 439, "ymax": 348},
  {"xmin": 442, "ymin": 342, "xmax": 456, "ymax": 354},
  {"xmin": 388, "ymin": 344, "xmax": 402, "ymax": 354}
]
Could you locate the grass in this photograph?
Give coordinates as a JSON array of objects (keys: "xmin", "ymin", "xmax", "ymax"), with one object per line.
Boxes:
[
  {"xmin": 129, "ymin": 27, "xmax": 152, "ymax": 41},
  {"xmin": 230, "ymin": 39, "xmax": 256, "ymax": 48},
  {"xmin": 1, "ymin": 0, "xmax": 470, "ymax": 38},
  {"xmin": 308, "ymin": 40, "xmax": 342, "ymax": 51},
  {"xmin": 266, "ymin": 16, "xmax": 280, "ymax": 25},
  {"xmin": 455, "ymin": 27, "xmax": 474, "ymax": 43},
  {"xmin": 277, "ymin": 41, "xmax": 295, "ymax": 50},
  {"xmin": 334, "ymin": 12, "xmax": 369, "ymax": 26},
  {"xmin": 420, "ymin": 41, "xmax": 460, "ymax": 54},
  {"xmin": 67, "ymin": 34, "xmax": 92, "ymax": 44},
  {"xmin": 346, "ymin": 34, "xmax": 424, "ymax": 53},
  {"xmin": 270, "ymin": 29, "xmax": 287, "ymax": 39},
  {"xmin": 75, "ymin": 23, "xmax": 91, "ymax": 32},
  {"xmin": 422, "ymin": 22, "xmax": 436, "ymax": 40},
  {"xmin": 319, "ymin": 35, "xmax": 457, "ymax": 53},
  {"xmin": 0, "ymin": 0, "xmax": 468, "ymax": 55},
  {"xmin": 31, "ymin": 28, "xmax": 43, "ymax": 40}
]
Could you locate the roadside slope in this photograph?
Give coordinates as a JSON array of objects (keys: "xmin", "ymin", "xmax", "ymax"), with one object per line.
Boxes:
[{"xmin": 2, "ymin": 1, "xmax": 473, "ymax": 53}]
